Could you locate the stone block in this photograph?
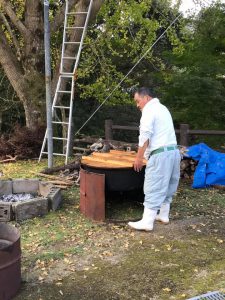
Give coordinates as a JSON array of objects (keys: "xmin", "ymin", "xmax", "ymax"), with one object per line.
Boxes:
[
  {"xmin": 0, "ymin": 202, "xmax": 12, "ymax": 222},
  {"xmin": 12, "ymin": 179, "xmax": 39, "ymax": 194},
  {"xmin": 38, "ymin": 181, "xmax": 53, "ymax": 197},
  {"xmin": 13, "ymin": 197, "xmax": 48, "ymax": 222},
  {"xmin": 47, "ymin": 188, "xmax": 62, "ymax": 211},
  {"xmin": 0, "ymin": 181, "xmax": 13, "ymax": 196}
]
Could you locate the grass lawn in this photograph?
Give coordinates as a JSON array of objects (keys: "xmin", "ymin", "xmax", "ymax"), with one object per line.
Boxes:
[{"xmin": 1, "ymin": 159, "xmax": 225, "ymax": 300}]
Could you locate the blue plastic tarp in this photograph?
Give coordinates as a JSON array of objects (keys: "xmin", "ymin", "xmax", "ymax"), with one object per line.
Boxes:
[{"xmin": 186, "ymin": 143, "xmax": 225, "ymax": 188}]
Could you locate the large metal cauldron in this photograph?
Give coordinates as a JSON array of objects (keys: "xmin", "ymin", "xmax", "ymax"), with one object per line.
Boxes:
[
  {"xmin": 82, "ymin": 165, "xmax": 145, "ymax": 191},
  {"xmin": 80, "ymin": 151, "xmax": 146, "ymax": 221},
  {"xmin": 81, "ymin": 150, "xmax": 146, "ymax": 192},
  {"xmin": 0, "ymin": 223, "xmax": 21, "ymax": 300}
]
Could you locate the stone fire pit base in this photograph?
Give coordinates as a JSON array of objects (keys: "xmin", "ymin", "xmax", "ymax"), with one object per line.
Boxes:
[{"xmin": 0, "ymin": 179, "xmax": 62, "ymax": 222}]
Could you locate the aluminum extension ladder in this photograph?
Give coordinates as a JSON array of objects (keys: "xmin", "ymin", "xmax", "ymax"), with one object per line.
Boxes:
[{"xmin": 39, "ymin": 0, "xmax": 93, "ymax": 164}]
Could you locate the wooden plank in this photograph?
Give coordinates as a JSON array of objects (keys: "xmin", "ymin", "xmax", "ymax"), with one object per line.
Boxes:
[
  {"xmin": 81, "ymin": 149, "xmax": 148, "ymax": 169},
  {"xmin": 189, "ymin": 130, "xmax": 225, "ymax": 135},
  {"xmin": 109, "ymin": 150, "xmax": 136, "ymax": 155},
  {"xmin": 81, "ymin": 160, "xmax": 129, "ymax": 169},
  {"xmin": 82, "ymin": 156, "xmax": 133, "ymax": 167},
  {"xmin": 112, "ymin": 125, "xmax": 139, "ymax": 131},
  {"xmin": 92, "ymin": 152, "xmax": 136, "ymax": 161},
  {"xmin": 91, "ymin": 152, "xmax": 147, "ymax": 164}
]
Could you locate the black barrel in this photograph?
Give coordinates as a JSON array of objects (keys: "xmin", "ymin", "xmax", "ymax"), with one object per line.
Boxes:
[{"xmin": 82, "ymin": 165, "xmax": 145, "ymax": 191}]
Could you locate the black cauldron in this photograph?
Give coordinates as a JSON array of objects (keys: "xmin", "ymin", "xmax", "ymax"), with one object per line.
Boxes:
[{"xmin": 81, "ymin": 164, "xmax": 145, "ymax": 192}]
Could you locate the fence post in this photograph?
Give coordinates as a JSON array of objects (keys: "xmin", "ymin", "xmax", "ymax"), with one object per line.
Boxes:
[
  {"xmin": 179, "ymin": 124, "xmax": 189, "ymax": 146},
  {"xmin": 105, "ymin": 119, "xmax": 113, "ymax": 141}
]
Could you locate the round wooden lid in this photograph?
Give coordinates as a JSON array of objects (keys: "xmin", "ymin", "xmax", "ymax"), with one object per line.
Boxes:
[{"xmin": 81, "ymin": 150, "xmax": 147, "ymax": 169}]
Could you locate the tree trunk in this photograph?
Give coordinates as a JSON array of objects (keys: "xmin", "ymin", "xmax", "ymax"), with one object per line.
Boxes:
[
  {"xmin": 0, "ymin": 0, "xmax": 104, "ymax": 129},
  {"xmin": 0, "ymin": 111, "xmax": 2, "ymax": 132},
  {"xmin": 24, "ymin": 0, "xmax": 45, "ymax": 74}
]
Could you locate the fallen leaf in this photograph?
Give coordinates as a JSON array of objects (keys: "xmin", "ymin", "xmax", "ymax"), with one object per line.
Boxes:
[
  {"xmin": 217, "ymin": 239, "xmax": 224, "ymax": 244},
  {"xmin": 194, "ymin": 268, "xmax": 198, "ymax": 273},
  {"xmin": 56, "ymin": 282, "xmax": 62, "ymax": 286}
]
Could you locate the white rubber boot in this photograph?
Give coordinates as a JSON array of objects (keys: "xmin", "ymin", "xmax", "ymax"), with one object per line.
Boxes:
[
  {"xmin": 156, "ymin": 203, "xmax": 170, "ymax": 224},
  {"xmin": 128, "ymin": 208, "xmax": 157, "ymax": 231}
]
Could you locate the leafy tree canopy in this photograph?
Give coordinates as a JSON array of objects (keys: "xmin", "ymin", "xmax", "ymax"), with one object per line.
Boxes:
[
  {"xmin": 77, "ymin": 0, "xmax": 184, "ymax": 105},
  {"xmin": 161, "ymin": 2, "xmax": 225, "ymax": 129}
]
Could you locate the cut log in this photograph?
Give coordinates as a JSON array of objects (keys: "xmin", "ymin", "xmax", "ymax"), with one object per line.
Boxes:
[
  {"xmin": 30, "ymin": 171, "xmax": 73, "ymax": 183},
  {"xmin": 41, "ymin": 160, "xmax": 81, "ymax": 175},
  {"xmin": 46, "ymin": 180, "xmax": 73, "ymax": 186},
  {"xmin": 51, "ymin": 185, "xmax": 68, "ymax": 189}
]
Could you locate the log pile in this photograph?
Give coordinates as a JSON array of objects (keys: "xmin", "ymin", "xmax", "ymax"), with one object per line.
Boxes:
[
  {"xmin": 30, "ymin": 171, "xmax": 79, "ymax": 189},
  {"xmin": 180, "ymin": 158, "xmax": 197, "ymax": 179},
  {"xmin": 74, "ymin": 136, "xmax": 138, "ymax": 154}
]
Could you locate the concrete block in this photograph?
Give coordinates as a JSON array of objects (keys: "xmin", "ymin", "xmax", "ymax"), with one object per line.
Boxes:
[
  {"xmin": 38, "ymin": 181, "xmax": 53, "ymax": 197},
  {"xmin": 0, "ymin": 181, "xmax": 13, "ymax": 196},
  {"xmin": 12, "ymin": 179, "xmax": 39, "ymax": 194},
  {"xmin": 0, "ymin": 202, "xmax": 12, "ymax": 222},
  {"xmin": 13, "ymin": 197, "xmax": 48, "ymax": 222},
  {"xmin": 47, "ymin": 188, "xmax": 62, "ymax": 211}
]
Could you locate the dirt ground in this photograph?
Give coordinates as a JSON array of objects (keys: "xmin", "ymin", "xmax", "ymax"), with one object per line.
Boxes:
[
  {"xmin": 10, "ymin": 177, "xmax": 225, "ymax": 300},
  {"xmin": 2, "ymin": 160, "xmax": 225, "ymax": 300}
]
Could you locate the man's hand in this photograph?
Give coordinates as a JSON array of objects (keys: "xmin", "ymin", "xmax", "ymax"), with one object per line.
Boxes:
[
  {"xmin": 134, "ymin": 157, "xmax": 143, "ymax": 172},
  {"xmin": 134, "ymin": 140, "xmax": 149, "ymax": 172}
]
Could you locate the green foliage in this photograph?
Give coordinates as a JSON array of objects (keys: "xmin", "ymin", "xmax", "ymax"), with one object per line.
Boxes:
[
  {"xmin": 161, "ymin": 2, "xmax": 225, "ymax": 129},
  {"xmin": 77, "ymin": 0, "xmax": 184, "ymax": 105},
  {"xmin": 0, "ymin": 68, "xmax": 24, "ymax": 131},
  {"xmin": 1, "ymin": 0, "xmax": 224, "ymax": 137}
]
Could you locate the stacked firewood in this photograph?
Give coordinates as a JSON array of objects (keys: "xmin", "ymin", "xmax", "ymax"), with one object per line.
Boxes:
[
  {"xmin": 31, "ymin": 170, "xmax": 80, "ymax": 189},
  {"xmin": 180, "ymin": 158, "xmax": 197, "ymax": 179},
  {"xmin": 74, "ymin": 136, "xmax": 138, "ymax": 153}
]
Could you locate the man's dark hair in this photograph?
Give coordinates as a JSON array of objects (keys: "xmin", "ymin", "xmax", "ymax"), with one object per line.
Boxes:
[{"xmin": 134, "ymin": 87, "xmax": 155, "ymax": 98}]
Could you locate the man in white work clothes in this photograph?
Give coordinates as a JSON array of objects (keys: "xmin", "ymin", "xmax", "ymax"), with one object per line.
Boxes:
[{"xmin": 128, "ymin": 87, "xmax": 181, "ymax": 231}]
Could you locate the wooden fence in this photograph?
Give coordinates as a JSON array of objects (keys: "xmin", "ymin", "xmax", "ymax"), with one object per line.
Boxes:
[{"xmin": 105, "ymin": 119, "xmax": 225, "ymax": 146}]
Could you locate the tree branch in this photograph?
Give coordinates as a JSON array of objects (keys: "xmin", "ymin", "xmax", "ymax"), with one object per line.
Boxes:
[
  {"xmin": 0, "ymin": 0, "xmax": 29, "ymax": 38},
  {"xmin": 0, "ymin": 26, "xmax": 26, "ymax": 105},
  {"xmin": 0, "ymin": 12, "xmax": 21, "ymax": 58},
  {"xmin": 50, "ymin": 0, "xmax": 80, "ymax": 33}
]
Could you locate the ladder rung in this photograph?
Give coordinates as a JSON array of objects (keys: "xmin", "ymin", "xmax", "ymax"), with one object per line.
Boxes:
[
  {"xmin": 57, "ymin": 90, "xmax": 72, "ymax": 93},
  {"xmin": 42, "ymin": 152, "xmax": 66, "ymax": 157},
  {"xmin": 67, "ymin": 12, "xmax": 88, "ymax": 15},
  {"xmin": 53, "ymin": 106, "xmax": 70, "ymax": 109},
  {"xmin": 63, "ymin": 57, "xmax": 77, "ymax": 60},
  {"xmin": 66, "ymin": 27, "xmax": 85, "ymax": 29},
  {"xmin": 61, "ymin": 72, "xmax": 74, "ymax": 76},
  {"xmin": 64, "ymin": 42, "xmax": 80, "ymax": 44},
  {"xmin": 52, "ymin": 121, "xmax": 69, "ymax": 125},
  {"xmin": 52, "ymin": 137, "xmax": 68, "ymax": 141},
  {"xmin": 60, "ymin": 74, "xmax": 73, "ymax": 78}
]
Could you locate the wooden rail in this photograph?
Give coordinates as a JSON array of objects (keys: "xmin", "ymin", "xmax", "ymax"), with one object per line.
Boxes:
[{"xmin": 105, "ymin": 120, "xmax": 225, "ymax": 147}]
